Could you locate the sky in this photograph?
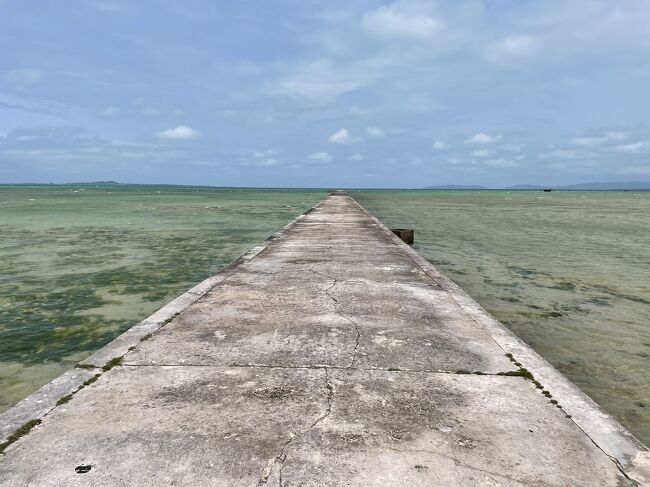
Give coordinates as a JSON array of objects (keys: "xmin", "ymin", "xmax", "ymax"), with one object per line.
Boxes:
[{"xmin": 1, "ymin": 0, "xmax": 649, "ymax": 188}]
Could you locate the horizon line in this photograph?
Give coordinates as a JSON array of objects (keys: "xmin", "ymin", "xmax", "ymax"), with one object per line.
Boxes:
[{"xmin": 2, "ymin": 180, "xmax": 650, "ymax": 191}]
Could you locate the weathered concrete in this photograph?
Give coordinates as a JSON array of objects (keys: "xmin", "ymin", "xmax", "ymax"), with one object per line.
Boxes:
[{"xmin": 1, "ymin": 194, "xmax": 648, "ymax": 486}]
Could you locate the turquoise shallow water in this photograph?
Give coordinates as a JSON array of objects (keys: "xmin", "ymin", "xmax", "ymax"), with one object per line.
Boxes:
[
  {"xmin": 1, "ymin": 187, "xmax": 648, "ymax": 446},
  {"xmin": 352, "ymin": 189, "xmax": 650, "ymax": 445},
  {"xmin": 0, "ymin": 186, "xmax": 324, "ymax": 413}
]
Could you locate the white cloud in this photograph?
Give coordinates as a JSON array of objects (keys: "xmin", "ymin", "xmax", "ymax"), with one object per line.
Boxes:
[
  {"xmin": 571, "ymin": 132, "xmax": 626, "ymax": 146},
  {"xmin": 6, "ymin": 69, "xmax": 43, "ymax": 85},
  {"xmin": 432, "ymin": 140, "xmax": 448, "ymax": 150},
  {"xmin": 362, "ymin": 2, "xmax": 442, "ymax": 40},
  {"xmin": 366, "ymin": 126, "xmax": 386, "ymax": 137},
  {"xmin": 488, "ymin": 35, "xmax": 537, "ymax": 61},
  {"xmin": 467, "ymin": 132, "xmax": 502, "ymax": 144},
  {"xmin": 189, "ymin": 160, "xmax": 220, "ymax": 167},
  {"xmin": 157, "ymin": 126, "xmax": 200, "ymax": 140},
  {"xmin": 538, "ymin": 149, "xmax": 580, "ymax": 160},
  {"xmin": 484, "ymin": 158, "xmax": 519, "ymax": 168},
  {"xmin": 280, "ymin": 78, "xmax": 359, "ymax": 99},
  {"xmin": 547, "ymin": 162, "xmax": 568, "ymax": 170},
  {"xmin": 329, "ymin": 128, "xmax": 357, "ymax": 144},
  {"xmin": 101, "ymin": 106, "xmax": 121, "ymax": 117},
  {"xmin": 255, "ymin": 158, "xmax": 280, "ymax": 167},
  {"xmin": 252, "ymin": 149, "xmax": 278, "ymax": 158},
  {"xmin": 350, "ymin": 154, "xmax": 364, "ymax": 161},
  {"xmin": 472, "ymin": 149, "xmax": 490, "ymax": 158},
  {"xmin": 308, "ymin": 152, "xmax": 332, "ymax": 162},
  {"xmin": 279, "ymin": 59, "xmax": 361, "ymax": 99},
  {"xmin": 615, "ymin": 142, "xmax": 648, "ymax": 153}
]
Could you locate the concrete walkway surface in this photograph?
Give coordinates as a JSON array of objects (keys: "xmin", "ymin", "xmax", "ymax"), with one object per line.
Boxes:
[{"xmin": 1, "ymin": 194, "xmax": 648, "ymax": 486}]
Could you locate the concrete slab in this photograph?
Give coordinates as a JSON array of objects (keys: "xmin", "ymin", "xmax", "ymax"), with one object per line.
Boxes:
[
  {"xmin": 285, "ymin": 370, "xmax": 629, "ymax": 487},
  {"xmin": 0, "ymin": 367, "xmax": 630, "ymax": 487},
  {"xmin": 1, "ymin": 193, "xmax": 647, "ymax": 486},
  {"xmin": 125, "ymin": 250, "xmax": 513, "ymax": 373},
  {"xmin": 0, "ymin": 366, "xmax": 328, "ymax": 487}
]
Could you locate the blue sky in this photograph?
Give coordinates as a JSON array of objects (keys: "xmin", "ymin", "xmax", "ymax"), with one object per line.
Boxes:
[{"xmin": 1, "ymin": 0, "xmax": 649, "ymax": 188}]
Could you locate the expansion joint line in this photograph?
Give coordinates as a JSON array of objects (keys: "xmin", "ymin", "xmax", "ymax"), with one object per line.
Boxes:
[
  {"xmin": 308, "ymin": 265, "xmax": 361, "ymax": 368},
  {"xmin": 257, "ymin": 368, "xmax": 334, "ymax": 486}
]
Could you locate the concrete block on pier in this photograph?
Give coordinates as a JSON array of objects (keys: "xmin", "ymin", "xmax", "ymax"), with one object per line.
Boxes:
[{"xmin": 392, "ymin": 227, "xmax": 414, "ymax": 244}]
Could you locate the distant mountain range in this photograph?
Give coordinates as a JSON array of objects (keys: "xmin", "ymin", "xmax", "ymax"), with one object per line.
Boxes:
[
  {"xmin": 424, "ymin": 181, "xmax": 650, "ymax": 190},
  {"xmin": 64, "ymin": 181, "xmax": 123, "ymax": 186}
]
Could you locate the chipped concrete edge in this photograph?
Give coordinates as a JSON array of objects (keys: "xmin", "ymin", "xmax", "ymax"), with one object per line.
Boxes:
[
  {"xmin": 0, "ymin": 198, "xmax": 324, "ymax": 447},
  {"xmin": 350, "ymin": 195, "xmax": 650, "ymax": 486}
]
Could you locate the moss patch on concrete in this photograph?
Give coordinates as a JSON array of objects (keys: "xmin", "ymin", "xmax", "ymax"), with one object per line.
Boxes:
[
  {"xmin": 75, "ymin": 363, "xmax": 96, "ymax": 370},
  {"xmin": 101, "ymin": 357, "xmax": 123, "ymax": 372},
  {"xmin": 0, "ymin": 419, "xmax": 41, "ymax": 454},
  {"xmin": 498, "ymin": 368, "xmax": 535, "ymax": 381}
]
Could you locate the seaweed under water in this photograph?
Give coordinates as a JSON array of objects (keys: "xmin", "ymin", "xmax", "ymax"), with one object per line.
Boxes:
[{"xmin": 0, "ymin": 186, "xmax": 324, "ymax": 411}]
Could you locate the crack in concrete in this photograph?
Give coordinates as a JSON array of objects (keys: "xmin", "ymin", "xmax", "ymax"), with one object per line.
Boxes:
[
  {"xmin": 309, "ymin": 265, "xmax": 361, "ymax": 369},
  {"xmin": 564, "ymin": 416, "xmax": 638, "ymax": 485},
  {"xmin": 348, "ymin": 197, "xmax": 515, "ymax": 364},
  {"xmin": 257, "ymin": 368, "xmax": 334, "ymax": 486},
  {"xmin": 382, "ymin": 446, "xmax": 536, "ymax": 486}
]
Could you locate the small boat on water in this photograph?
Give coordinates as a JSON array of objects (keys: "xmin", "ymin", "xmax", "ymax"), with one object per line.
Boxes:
[{"xmin": 543, "ymin": 188, "xmax": 553, "ymax": 192}]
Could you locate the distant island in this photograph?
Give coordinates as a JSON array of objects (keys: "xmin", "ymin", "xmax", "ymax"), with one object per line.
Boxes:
[{"xmin": 424, "ymin": 181, "xmax": 650, "ymax": 191}]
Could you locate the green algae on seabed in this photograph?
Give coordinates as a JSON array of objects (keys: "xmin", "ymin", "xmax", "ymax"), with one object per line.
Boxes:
[
  {"xmin": 353, "ymin": 189, "xmax": 650, "ymax": 446},
  {"xmin": 0, "ymin": 186, "xmax": 324, "ymax": 414}
]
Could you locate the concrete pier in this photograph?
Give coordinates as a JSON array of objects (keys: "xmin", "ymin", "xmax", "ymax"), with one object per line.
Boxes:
[{"xmin": 1, "ymin": 194, "xmax": 649, "ymax": 486}]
